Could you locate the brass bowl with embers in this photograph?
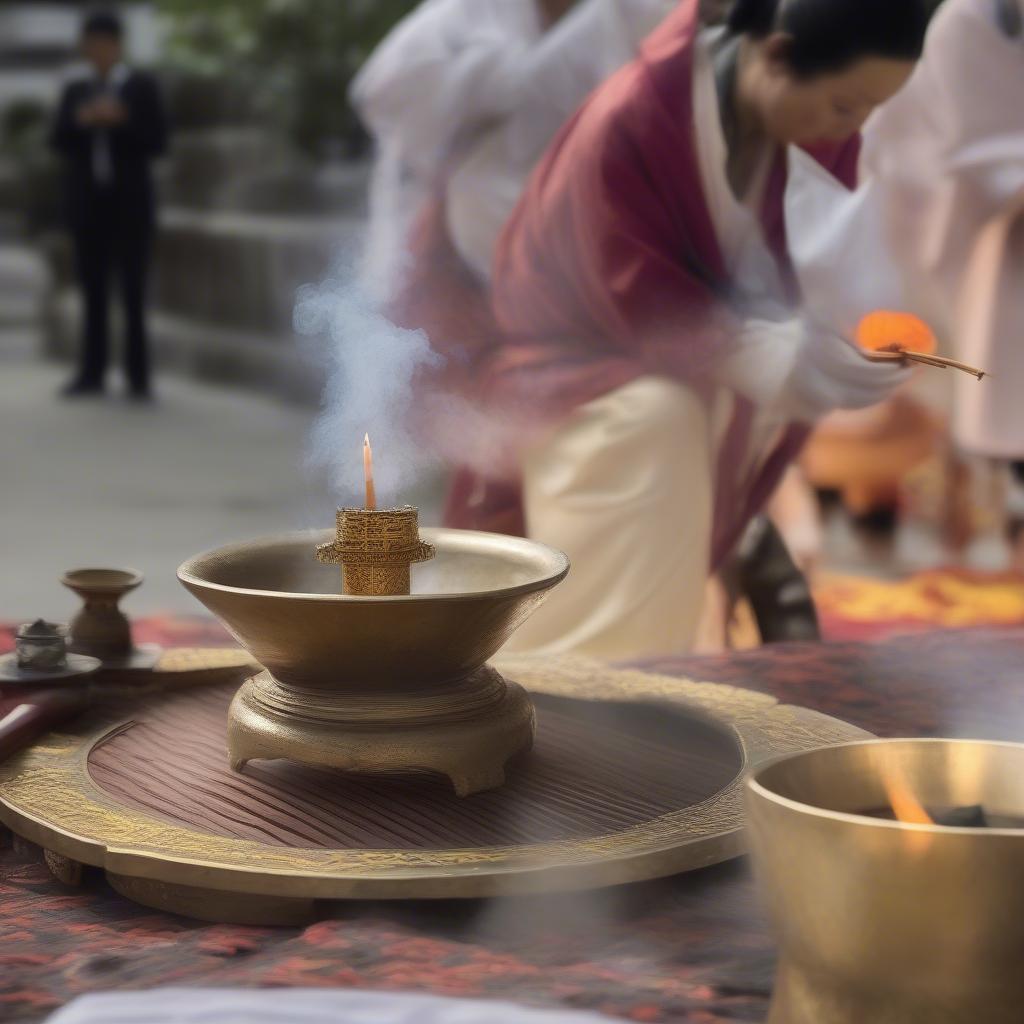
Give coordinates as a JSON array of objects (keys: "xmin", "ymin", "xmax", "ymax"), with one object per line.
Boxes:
[
  {"xmin": 745, "ymin": 739, "xmax": 1024, "ymax": 1024},
  {"xmin": 178, "ymin": 528, "xmax": 569, "ymax": 796}
]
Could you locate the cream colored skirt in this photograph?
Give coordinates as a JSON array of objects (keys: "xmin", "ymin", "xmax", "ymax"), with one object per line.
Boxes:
[{"xmin": 505, "ymin": 376, "xmax": 714, "ymax": 660}]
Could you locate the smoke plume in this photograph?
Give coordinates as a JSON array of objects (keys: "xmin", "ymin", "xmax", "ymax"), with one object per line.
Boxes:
[{"xmin": 295, "ymin": 250, "xmax": 443, "ymax": 508}]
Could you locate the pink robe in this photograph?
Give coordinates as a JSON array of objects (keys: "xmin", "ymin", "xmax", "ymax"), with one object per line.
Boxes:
[{"xmin": 437, "ymin": 0, "xmax": 859, "ymax": 566}]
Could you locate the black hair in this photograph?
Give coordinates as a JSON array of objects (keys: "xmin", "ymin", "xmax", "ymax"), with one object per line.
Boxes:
[
  {"xmin": 82, "ymin": 10, "xmax": 124, "ymax": 39},
  {"xmin": 726, "ymin": 0, "xmax": 932, "ymax": 77}
]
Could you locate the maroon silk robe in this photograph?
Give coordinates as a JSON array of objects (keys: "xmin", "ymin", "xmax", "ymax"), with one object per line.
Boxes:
[{"xmin": 436, "ymin": 0, "xmax": 860, "ymax": 567}]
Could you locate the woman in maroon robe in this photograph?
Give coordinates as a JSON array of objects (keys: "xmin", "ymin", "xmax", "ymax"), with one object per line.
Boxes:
[{"xmin": 440, "ymin": 0, "xmax": 932, "ymax": 656}]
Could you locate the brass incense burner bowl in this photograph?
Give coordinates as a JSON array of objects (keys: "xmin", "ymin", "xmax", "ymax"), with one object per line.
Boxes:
[
  {"xmin": 178, "ymin": 528, "xmax": 568, "ymax": 796},
  {"xmin": 745, "ymin": 739, "xmax": 1024, "ymax": 1024}
]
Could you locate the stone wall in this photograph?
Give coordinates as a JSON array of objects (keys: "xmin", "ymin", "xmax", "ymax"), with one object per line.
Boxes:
[{"xmin": 47, "ymin": 194, "xmax": 367, "ymax": 403}]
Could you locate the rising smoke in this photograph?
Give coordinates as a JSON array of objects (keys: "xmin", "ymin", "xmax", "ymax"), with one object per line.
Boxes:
[{"xmin": 295, "ymin": 250, "xmax": 443, "ymax": 509}]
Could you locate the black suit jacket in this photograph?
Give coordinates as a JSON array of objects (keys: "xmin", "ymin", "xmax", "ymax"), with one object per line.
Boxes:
[{"xmin": 50, "ymin": 69, "xmax": 169, "ymax": 229}]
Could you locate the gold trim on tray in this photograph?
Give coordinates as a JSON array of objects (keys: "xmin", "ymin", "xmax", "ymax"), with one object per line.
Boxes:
[{"xmin": 0, "ymin": 656, "xmax": 868, "ymax": 920}]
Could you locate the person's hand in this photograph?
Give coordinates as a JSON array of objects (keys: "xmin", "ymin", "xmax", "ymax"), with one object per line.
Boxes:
[
  {"xmin": 75, "ymin": 96, "xmax": 126, "ymax": 128},
  {"xmin": 91, "ymin": 96, "xmax": 127, "ymax": 125},
  {"xmin": 75, "ymin": 100, "xmax": 103, "ymax": 127},
  {"xmin": 783, "ymin": 323, "xmax": 913, "ymax": 423}
]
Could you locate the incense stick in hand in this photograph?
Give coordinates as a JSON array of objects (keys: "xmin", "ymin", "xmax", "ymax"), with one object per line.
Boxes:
[
  {"xmin": 866, "ymin": 350, "xmax": 987, "ymax": 380},
  {"xmin": 855, "ymin": 311, "xmax": 987, "ymax": 380}
]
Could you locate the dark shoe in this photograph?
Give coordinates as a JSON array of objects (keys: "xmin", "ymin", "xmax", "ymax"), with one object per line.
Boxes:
[
  {"xmin": 59, "ymin": 379, "xmax": 105, "ymax": 399},
  {"xmin": 850, "ymin": 504, "xmax": 899, "ymax": 541},
  {"xmin": 126, "ymin": 376, "xmax": 153, "ymax": 401},
  {"xmin": 731, "ymin": 517, "xmax": 821, "ymax": 644}
]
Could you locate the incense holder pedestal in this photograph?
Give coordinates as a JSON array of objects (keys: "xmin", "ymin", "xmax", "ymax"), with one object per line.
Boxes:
[
  {"xmin": 227, "ymin": 666, "xmax": 535, "ymax": 797},
  {"xmin": 179, "ymin": 528, "xmax": 569, "ymax": 796}
]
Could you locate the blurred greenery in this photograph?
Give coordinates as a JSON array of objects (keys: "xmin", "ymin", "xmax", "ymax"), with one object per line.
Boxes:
[
  {"xmin": 2, "ymin": 99, "xmax": 49, "ymax": 163},
  {"xmin": 155, "ymin": 0, "xmax": 419, "ymax": 157},
  {"xmin": 1, "ymin": 99, "xmax": 60, "ymax": 231}
]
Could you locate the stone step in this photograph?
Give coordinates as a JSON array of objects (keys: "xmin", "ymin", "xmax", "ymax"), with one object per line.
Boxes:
[
  {"xmin": 47, "ymin": 286, "xmax": 324, "ymax": 405},
  {"xmin": 0, "ymin": 242, "xmax": 51, "ymax": 323}
]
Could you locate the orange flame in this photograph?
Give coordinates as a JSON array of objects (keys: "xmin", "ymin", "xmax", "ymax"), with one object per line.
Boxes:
[
  {"xmin": 857, "ymin": 311, "xmax": 938, "ymax": 356},
  {"xmin": 883, "ymin": 766, "xmax": 934, "ymax": 826}
]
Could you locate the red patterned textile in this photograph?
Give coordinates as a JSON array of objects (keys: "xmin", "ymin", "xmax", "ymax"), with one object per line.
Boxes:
[{"xmin": 2, "ymin": 620, "xmax": 1023, "ymax": 1022}]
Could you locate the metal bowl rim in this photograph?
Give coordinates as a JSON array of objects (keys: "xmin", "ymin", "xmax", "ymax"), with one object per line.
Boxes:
[
  {"xmin": 60, "ymin": 567, "xmax": 145, "ymax": 592},
  {"xmin": 745, "ymin": 737, "xmax": 1024, "ymax": 837},
  {"xmin": 177, "ymin": 527, "xmax": 570, "ymax": 604}
]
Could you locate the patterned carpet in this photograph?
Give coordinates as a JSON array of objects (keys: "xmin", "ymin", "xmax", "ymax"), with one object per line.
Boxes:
[
  {"xmin": 2, "ymin": 619, "xmax": 1024, "ymax": 1021},
  {"xmin": 816, "ymin": 569, "xmax": 1024, "ymax": 641},
  {"xmin": 142, "ymin": 570, "xmax": 1024, "ymax": 645}
]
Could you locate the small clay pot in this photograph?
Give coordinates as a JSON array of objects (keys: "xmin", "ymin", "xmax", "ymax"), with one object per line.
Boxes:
[{"xmin": 61, "ymin": 568, "xmax": 143, "ymax": 659}]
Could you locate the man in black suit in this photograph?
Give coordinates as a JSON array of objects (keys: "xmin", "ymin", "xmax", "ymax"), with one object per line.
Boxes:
[{"xmin": 51, "ymin": 10, "xmax": 168, "ymax": 400}]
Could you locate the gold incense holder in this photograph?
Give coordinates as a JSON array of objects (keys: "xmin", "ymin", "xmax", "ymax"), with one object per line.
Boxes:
[
  {"xmin": 746, "ymin": 739, "xmax": 1024, "ymax": 1024},
  {"xmin": 315, "ymin": 506, "xmax": 434, "ymax": 596},
  {"xmin": 178, "ymin": 528, "xmax": 568, "ymax": 796}
]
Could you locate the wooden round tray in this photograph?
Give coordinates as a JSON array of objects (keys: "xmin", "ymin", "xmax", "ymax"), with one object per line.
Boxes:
[{"xmin": 0, "ymin": 657, "xmax": 867, "ymax": 924}]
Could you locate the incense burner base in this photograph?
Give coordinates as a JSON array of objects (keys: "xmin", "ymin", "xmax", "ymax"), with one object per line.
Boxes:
[{"xmin": 226, "ymin": 667, "xmax": 536, "ymax": 797}]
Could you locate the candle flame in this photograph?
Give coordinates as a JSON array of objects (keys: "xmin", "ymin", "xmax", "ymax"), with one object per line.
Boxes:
[{"xmin": 363, "ymin": 433, "xmax": 377, "ymax": 511}]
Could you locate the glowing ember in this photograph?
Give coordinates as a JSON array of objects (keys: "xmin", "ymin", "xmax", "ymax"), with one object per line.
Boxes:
[
  {"xmin": 856, "ymin": 311, "xmax": 986, "ymax": 379},
  {"xmin": 857, "ymin": 311, "xmax": 938, "ymax": 356}
]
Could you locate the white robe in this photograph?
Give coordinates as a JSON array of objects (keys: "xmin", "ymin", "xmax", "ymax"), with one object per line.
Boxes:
[
  {"xmin": 350, "ymin": 0, "xmax": 544, "ymax": 302},
  {"xmin": 862, "ymin": 0, "xmax": 1024, "ymax": 455},
  {"xmin": 445, "ymin": 0, "xmax": 676, "ymax": 279},
  {"xmin": 351, "ymin": 0, "xmax": 675, "ymax": 297},
  {"xmin": 954, "ymin": 191, "xmax": 1024, "ymax": 456}
]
